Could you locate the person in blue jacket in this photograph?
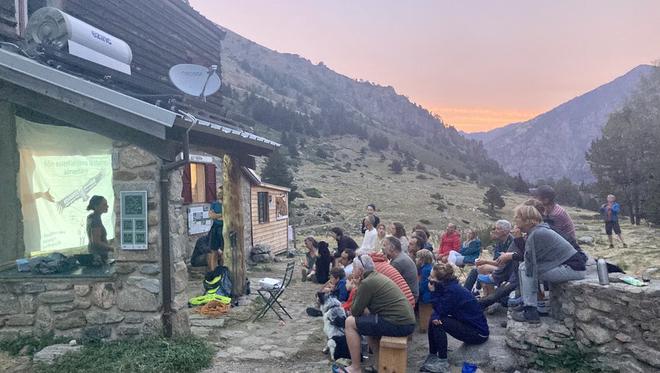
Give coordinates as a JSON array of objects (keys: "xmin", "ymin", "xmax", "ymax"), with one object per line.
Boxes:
[
  {"xmin": 420, "ymin": 263, "xmax": 489, "ymax": 373},
  {"xmin": 447, "ymin": 229, "xmax": 481, "ymax": 266},
  {"xmin": 416, "ymin": 249, "xmax": 434, "ymax": 305},
  {"xmin": 599, "ymin": 194, "xmax": 627, "ymax": 249}
]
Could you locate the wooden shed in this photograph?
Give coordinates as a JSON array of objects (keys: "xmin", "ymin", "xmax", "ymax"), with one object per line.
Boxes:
[{"xmin": 242, "ymin": 168, "xmax": 290, "ymax": 255}]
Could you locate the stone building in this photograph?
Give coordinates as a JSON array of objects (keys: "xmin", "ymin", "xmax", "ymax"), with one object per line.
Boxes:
[{"xmin": 0, "ymin": 1, "xmax": 278, "ymax": 340}]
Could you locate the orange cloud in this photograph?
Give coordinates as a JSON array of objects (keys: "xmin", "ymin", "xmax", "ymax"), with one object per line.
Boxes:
[{"xmin": 431, "ymin": 106, "xmax": 540, "ymax": 133}]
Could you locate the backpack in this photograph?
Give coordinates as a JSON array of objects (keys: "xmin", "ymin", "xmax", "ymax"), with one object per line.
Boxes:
[{"xmin": 188, "ymin": 266, "xmax": 233, "ymax": 307}]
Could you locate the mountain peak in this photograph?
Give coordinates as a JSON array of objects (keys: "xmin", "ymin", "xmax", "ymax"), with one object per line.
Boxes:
[{"xmin": 467, "ymin": 64, "xmax": 655, "ymax": 183}]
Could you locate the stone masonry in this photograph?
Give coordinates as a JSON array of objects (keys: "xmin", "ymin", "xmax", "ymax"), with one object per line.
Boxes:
[
  {"xmin": 0, "ymin": 141, "xmax": 191, "ymax": 341},
  {"xmin": 505, "ymin": 272, "xmax": 660, "ymax": 373}
]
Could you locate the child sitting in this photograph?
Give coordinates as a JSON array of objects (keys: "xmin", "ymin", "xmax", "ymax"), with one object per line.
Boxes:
[
  {"xmin": 322, "ymin": 266, "xmax": 349, "ymax": 302},
  {"xmin": 416, "ymin": 249, "xmax": 434, "ymax": 305}
]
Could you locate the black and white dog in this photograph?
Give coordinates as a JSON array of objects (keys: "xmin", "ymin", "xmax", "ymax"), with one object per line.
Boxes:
[{"xmin": 321, "ymin": 296, "xmax": 350, "ymax": 360}]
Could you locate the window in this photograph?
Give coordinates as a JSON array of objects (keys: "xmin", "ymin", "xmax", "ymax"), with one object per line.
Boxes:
[
  {"xmin": 182, "ymin": 162, "xmax": 216, "ymax": 204},
  {"xmin": 120, "ymin": 191, "xmax": 147, "ymax": 250},
  {"xmin": 257, "ymin": 192, "xmax": 269, "ymax": 224}
]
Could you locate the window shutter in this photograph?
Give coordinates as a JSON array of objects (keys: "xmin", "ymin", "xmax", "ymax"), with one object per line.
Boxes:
[
  {"xmin": 204, "ymin": 163, "xmax": 217, "ymax": 203},
  {"xmin": 182, "ymin": 164, "xmax": 192, "ymax": 204}
]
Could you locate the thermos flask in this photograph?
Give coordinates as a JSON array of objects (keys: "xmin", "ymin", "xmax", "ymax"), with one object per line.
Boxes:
[{"xmin": 597, "ymin": 258, "xmax": 609, "ymax": 285}]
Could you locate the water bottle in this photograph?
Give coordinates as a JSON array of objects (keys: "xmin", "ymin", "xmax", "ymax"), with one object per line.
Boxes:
[{"xmin": 597, "ymin": 258, "xmax": 609, "ymax": 285}]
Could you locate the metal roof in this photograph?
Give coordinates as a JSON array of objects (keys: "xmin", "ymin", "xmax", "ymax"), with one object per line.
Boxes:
[
  {"xmin": 0, "ymin": 46, "xmax": 176, "ymax": 138},
  {"xmin": 196, "ymin": 118, "xmax": 280, "ymax": 150},
  {"xmin": 0, "ymin": 46, "xmax": 280, "ymax": 152}
]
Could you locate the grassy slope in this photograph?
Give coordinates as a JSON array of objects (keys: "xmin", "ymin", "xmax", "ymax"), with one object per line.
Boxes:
[{"xmin": 287, "ymin": 136, "xmax": 659, "ymax": 275}]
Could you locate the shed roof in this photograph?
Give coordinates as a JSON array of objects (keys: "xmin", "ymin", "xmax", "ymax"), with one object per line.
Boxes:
[{"xmin": 242, "ymin": 168, "xmax": 291, "ymax": 192}]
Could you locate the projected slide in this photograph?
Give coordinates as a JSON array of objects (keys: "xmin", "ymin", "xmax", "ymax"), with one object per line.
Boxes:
[{"xmin": 17, "ymin": 117, "xmax": 115, "ymax": 254}]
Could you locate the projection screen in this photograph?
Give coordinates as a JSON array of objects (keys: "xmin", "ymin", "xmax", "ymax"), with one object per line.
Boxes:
[{"xmin": 17, "ymin": 117, "xmax": 115, "ymax": 254}]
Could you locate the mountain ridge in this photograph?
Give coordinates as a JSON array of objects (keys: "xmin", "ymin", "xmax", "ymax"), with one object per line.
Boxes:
[{"xmin": 466, "ymin": 64, "xmax": 654, "ymax": 182}]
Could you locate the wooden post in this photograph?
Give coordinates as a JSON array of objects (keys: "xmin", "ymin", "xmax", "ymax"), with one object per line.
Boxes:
[
  {"xmin": 418, "ymin": 303, "xmax": 433, "ymax": 333},
  {"xmin": 222, "ymin": 154, "xmax": 245, "ymax": 296}
]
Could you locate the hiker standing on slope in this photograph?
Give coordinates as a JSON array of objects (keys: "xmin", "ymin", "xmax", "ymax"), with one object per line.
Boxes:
[{"xmin": 600, "ymin": 194, "xmax": 627, "ymax": 248}]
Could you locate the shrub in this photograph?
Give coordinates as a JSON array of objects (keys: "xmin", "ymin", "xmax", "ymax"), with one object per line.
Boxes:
[
  {"xmin": 315, "ymin": 147, "xmax": 329, "ymax": 159},
  {"xmin": 0, "ymin": 333, "xmax": 67, "ymax": 356},
  {"xmin": 303, "ymin": 188, "xmax": 322, "ymax": 198},
  {"xmin": 534, "ymin": 341, "xmax": 613, "ymax": 373},
  {"xmin": 35, "ymin": 336, "xmax": 214, "ymax": 373},
  {"xmin": 419, "ymin": 219, "xmax": 432, "ymax": 225},
  {"xmin": 389, "ymin": 160, "xmax": 403, "ymax": 174},
  {"xmin": 430, "ymin": 193, "xmax": 444, "ymax": 200},
  {"xmin": 368, "ymin": 133, "xmax": 390, "ymax": 151}
]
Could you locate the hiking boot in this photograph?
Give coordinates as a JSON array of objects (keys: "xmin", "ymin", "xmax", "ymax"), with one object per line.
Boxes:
[
  {"xmin": 510, "ymin": 303, "xmax": 525, "ymax": 313},
  {"xmin": 419, "ymin": 354, "xmax": 435, "ymax": 371},
  {"xmin": 486, "ymin": 303, "xmax": 503, "ymax": 315},
  {"xmin": 424, "ymin": 356, "xmax": 449, "ymax": 373},
  {"xmin": 537, "ymin": 300, "xmax": 549, "ymax": 316},
  {"xmin": 512, "ymin": 306, "xmax": 541, "ymax": 324}
]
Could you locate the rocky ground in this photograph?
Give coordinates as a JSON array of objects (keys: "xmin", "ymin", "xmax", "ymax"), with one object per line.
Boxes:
[{"xmin": 188, "ymin": 260, "xmax": 514, "ymax": 373}]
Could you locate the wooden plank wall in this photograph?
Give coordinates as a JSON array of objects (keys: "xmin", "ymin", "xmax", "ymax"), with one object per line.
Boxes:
[
  {"xmin": 251, "ymin": 186, "xmax": 288, "ymax": 254},
  {"xmin": 0, "ymin": 1, "xmax": 18, "ymax": 40}
]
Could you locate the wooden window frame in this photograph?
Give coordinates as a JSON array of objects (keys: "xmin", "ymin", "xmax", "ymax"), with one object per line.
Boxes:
[{"xmin": 257, "ymin": 191, "xmax": 269, "ymax": 224}]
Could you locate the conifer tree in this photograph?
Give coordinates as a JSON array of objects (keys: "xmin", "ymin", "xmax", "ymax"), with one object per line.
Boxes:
[{"xmin": 483, "ymin": 185, "xmax": 505, "ymax": 212}]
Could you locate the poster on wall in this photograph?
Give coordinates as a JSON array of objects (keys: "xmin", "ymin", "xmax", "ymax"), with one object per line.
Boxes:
[
  {"xmin": 17, "ymin": 117, "xmax": 115, "ymax": 254},
  {"xmin": 188, "ymin": 205, "xmax": 212, "ymax": 235},
  {"xmin": 276, "ymin": 193, "xmax": 288, "ymax": 220}
]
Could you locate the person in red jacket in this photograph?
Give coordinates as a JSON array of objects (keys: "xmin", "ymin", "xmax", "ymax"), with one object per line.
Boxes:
[{"xmin": 437, "ymin": 223, "xmax": 461, "ymax": 261}]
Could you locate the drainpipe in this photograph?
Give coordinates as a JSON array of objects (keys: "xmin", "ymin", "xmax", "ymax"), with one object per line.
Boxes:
[{"xmin": 160, "ymin": 111, "xmax": 196, "ymax": 338}]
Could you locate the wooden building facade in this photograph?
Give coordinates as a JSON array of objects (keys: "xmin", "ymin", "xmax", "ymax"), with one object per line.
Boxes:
[{"xmin": 243, "ymin": 168, "xmax": 290, "ymax": 255}]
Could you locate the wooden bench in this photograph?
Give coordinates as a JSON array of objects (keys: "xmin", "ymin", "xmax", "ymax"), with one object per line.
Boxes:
[
  {"xmin": 378, "ymin": 336, "xmax": 408, "ymax": 373},
  {"xmin": 418, "ymin": 303, "xmax": 433, "ymax": 333}
]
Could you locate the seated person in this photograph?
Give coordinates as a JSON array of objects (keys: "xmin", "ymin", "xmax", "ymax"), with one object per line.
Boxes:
[
  {"xmin": 322, "ymin": 266, "xmax": 349, "ymax": 302},
  {"xmin": 360, "ymin": 215, "xmax": 378, "ymax": 253},
  {"xmin": 421, "ymin": 263, "xmax": 489, "ymax": 373},
  {"xmin": 339, "ymin": 249, "xmax": 356, "ymax": 278},
  {"xmin": 329, "ymin": 227, "xmax": 359, "ymax": 264},
  {"xmin": 512, "ymin": 205, "xmax": 587, "ymax": 323},
  {"xmin": 464, "ymin": 220, "xmax": 513, "ymax": 291},
  {"xmin": 309, "ymin": 241, "xmax": 333, "ymax": 284},
  {"xmin": 370, "ymin": 251, "xmax": 416, "ymax": 307},
  {"xmin": 446, "ymin": 229, "xmax": 481, "ymax": 266},
  {"xmin": 413, "ymin": 224, "xmax": 435, "ymax": 251},
  {"xmin": 408, "ymin": 235, "xmax": 424, "ymax": 260},
  {"xmin": 416, "ymin": 249, "xmax": 434, "ymax": 306},
  {"xmin": 301, "ymin": 236, "xmax": 318, "ymax": 281},
  {"xmin": 343, "ymin": 255, "xmax": 416, "ymax": 373},
  {"xmin": 86, "ymin": 195, "xmax": 114, "ymax": 263},
  {"xmin": 436, "ymin": 223, "xmax": 461, "ymax": 262},
  {"xmin": 384, "ymin": 236, "xmax": 419, "ymax": 302}
]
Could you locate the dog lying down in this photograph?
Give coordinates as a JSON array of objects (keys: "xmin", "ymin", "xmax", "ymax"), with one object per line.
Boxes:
[{"xmin": 321, "ymin": 296, "xmax": 350, "ymax": 361}]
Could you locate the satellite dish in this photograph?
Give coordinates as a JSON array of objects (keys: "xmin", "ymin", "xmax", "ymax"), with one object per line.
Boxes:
[{"xmin": 168, "ymin": 64, "xmax": 221, "ymax": 101}]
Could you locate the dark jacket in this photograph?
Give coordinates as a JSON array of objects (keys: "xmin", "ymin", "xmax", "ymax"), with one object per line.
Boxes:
[
  {"xmin": 334, "ymin": 235, "xmax": 359, "ymax": 257},
  {"xmin": 418, "ymin": 263, "xmax": 433, "ymax": 304},
  {"xmin": 431, "ymin": 279, "xmax": 489, "ymax": 337}
]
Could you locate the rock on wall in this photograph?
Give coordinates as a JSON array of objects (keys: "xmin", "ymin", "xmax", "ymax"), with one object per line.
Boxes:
[{"xmin": 505, "ymin": 273, "xmax": 660, "ymax": 373}]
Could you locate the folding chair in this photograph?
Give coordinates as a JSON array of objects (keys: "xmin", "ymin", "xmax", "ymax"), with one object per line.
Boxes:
[{"xmin": 252, "ymin": 261, "xmax": 295, "ymax": 322}]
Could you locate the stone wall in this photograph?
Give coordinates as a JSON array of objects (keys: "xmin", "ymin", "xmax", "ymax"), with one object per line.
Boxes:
[
  {"xmin": 0, "ymin": 275, "xmax": 162, "ymax": 342},
  {"xmin": 0, "ymin": 140, "xmax": 192, "ymax": 341},
  {"xmin": 505, "ymin": 273, "xmax": 660, "ymax": 373}
]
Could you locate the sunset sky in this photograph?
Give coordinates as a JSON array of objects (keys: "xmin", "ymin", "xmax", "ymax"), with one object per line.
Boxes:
[{"xmin": 190, "ymin": 1, "xmax": 660, "ymax": 132}]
